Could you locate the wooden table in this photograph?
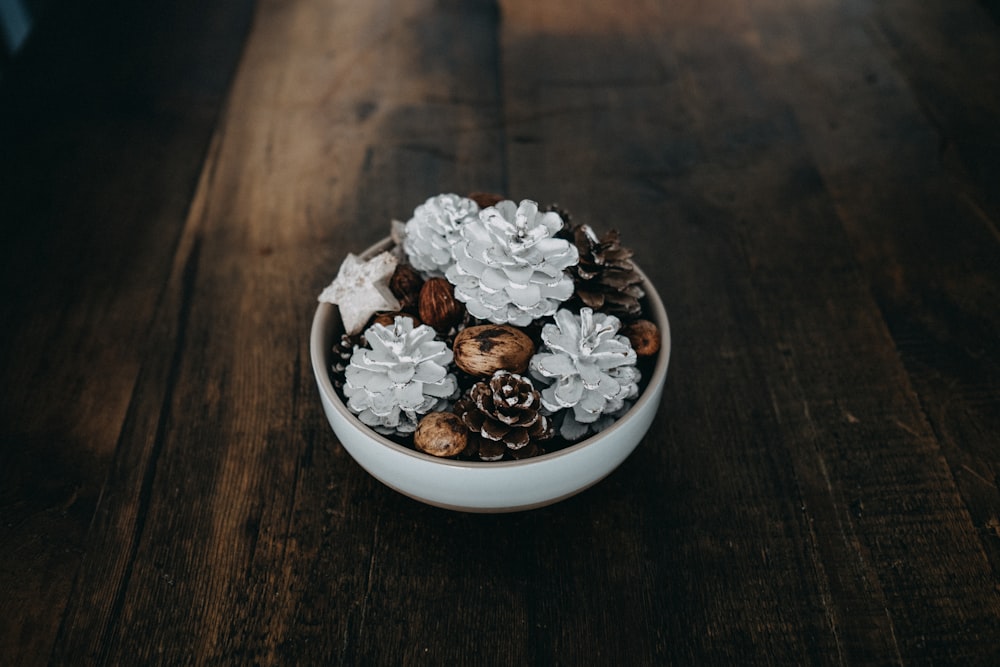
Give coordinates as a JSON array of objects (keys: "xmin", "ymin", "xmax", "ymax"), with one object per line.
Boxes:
[{"xmin": 3, "ymin": 0, "xmax": 999, "ymax": 664}]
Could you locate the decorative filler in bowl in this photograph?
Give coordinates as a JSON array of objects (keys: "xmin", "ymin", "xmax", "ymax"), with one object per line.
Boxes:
[{"xmin": 311, "ymin": 193, "xmax": 671, "ymax": 511}]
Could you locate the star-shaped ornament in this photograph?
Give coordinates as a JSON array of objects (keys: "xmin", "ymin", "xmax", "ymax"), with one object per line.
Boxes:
[{"xmin": 319, "ymin": 251, "xmax": 401, "ymax": 334}]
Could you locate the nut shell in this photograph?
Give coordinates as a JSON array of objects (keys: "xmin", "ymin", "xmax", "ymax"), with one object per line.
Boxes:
[
  {"xmin": 418, "ymin": 277, "xmax": 464, "ymax": 332},
  {"xmin": 389, "ymin": 263, "xmax": 424, "ymax": 311},
  {"xmin": 414, "ymin": 412, "xmax": 469, "ymax": 458},
  {"xmin": 621, "ymin": 319, "xmax": 660, "ymax": 357},
  {"xmin": 452, "ymin": 324, "xmax": 535, "ymax": 377},
  {"xmin": 371, "ymin": 311, "xmax": 422, "ymax": 329},
  {"xmin": 468, "ymin": 192, "xmax": 505, "ymax": 209}
]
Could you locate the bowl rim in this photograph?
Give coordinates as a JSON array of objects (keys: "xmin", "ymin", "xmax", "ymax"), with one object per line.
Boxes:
[{"xmin": 310, "ymin": 236, "xmax": 671, "ymax": 468}]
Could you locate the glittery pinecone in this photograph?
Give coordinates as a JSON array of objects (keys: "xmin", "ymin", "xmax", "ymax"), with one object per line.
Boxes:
[
  {"xmin": 529, "ymin": 308, "xmax": 640, "ymax": 440},
  {"xmin": 343, "ymin": 317, "xmax": 458, "ymax": 436},
  {"xmin": 445, "ymin": 199, "xmax": 579, "ymax": 326},
  {"xmin": 402, "ymin": 193, "xmax": 480, "ymax": 276},
  {"xmin": 570, "ymin": 224, "xmax": 645, "ymax": 319},
  {"xmin": 453, "ymin": 371, "xmax": 552, "ymax": 461}
]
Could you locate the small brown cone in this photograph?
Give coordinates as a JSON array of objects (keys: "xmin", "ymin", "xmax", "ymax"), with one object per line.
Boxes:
[
  {"xmin": 570, "ymin": 224, "xmax": 645, "ymax": 319},
  {"xmin": 453, "ymin": 371, "xmax": 551, "ymax": 461}
]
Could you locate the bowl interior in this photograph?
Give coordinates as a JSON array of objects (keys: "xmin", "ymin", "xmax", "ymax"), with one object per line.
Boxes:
[{"xmin": 310, "ymin": 236, "xmax": 672, "ymax": 471}]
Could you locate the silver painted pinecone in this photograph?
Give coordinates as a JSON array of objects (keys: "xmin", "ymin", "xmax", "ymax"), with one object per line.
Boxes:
[
  {"xmin": 402, "ymin": 193, "xmax": 480, "ymax": 276},
  {"xmin": 551, "ymin": 398, "xmax": 635, "ymax": 442},
  {"xmin": 529, "ymin": 308, "xmax": 640, "ymax": 440},
  {"xmin": 445, "ymin": 199, "xmax": 579, "ymax": 327},
  {"xmin": 343, "ymin": 316, "xmax": 458, "ymax": 436}
]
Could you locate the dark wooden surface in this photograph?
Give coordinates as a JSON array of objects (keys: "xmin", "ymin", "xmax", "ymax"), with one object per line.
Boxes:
[{"xmin": 2, "ymin": 0, "xmax": 999, "ymax": 664}]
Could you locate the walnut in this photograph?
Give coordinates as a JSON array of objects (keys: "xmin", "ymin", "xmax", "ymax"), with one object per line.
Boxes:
[
  {"xmin": 414, "ymin": 412, "xmax": 469, "ymax": 457},
  {"xmin": 467, "ymin": 191, "xmax": 505, "ymax": 208},
  {"xmin": 621, "ymin": 319, "xmax": 660, "ymax": 357},
  {"xmin": 389, "ymin": 263, "xmax": 424, "ymax": 311},
  {"xmin": 370, "ymin": 311, "xmax": 423, "ymax": 329},
  {"xmin": 418, "ymin": 277, "xmax": 464, "ymax": 332},
  {"xmin": 452, "ymin": 324, "xmax": 535, "ymax": 377}
]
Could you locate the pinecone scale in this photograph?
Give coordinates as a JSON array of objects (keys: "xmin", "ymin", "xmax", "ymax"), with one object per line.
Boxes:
[
  {"xmin": 446, "ymin": 199, "xmax": 579, "ymax": 326},
  {"xmin": 571, "ymin": 225, "xmax": 645, "ymax": 319},
  {"xmin": 529, "ymin": 308, "xmax": 640, "ymax": 440},
  {"xmin": 343, "ymin": 317, "xmax": 458, "ymax": 435},
  {"xmin": 453, "ymin": 371, "xmax": 552, "ymax": 460},
  {"xmin": 402, "ymin": 194, "xmax": 480, "ymax": 276}
]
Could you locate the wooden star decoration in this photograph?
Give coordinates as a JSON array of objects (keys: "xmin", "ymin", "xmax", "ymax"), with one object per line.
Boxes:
[{"xmin": 319, "ymin": 251, "xmax": 401, "ymax": 334}]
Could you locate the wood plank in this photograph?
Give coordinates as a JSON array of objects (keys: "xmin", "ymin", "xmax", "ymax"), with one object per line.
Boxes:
[
  {"xmin": 745, "ymin": 0, "xmax": 1000, "ymax": 590},
  {"xmin": 49, "ymin": 0, "xmax": 508, "ymax": 663},
  {"xmin": 0, "ymin": 2, "xmax": 256, "ymax": 664},
  {"xmin": 5, "ymin": 0, "xmax": 998, "ymax": 664},
  {"xmin": 497, "ymin": 3, "xmax": 855, "ymax": 661},
  {"xmin": 496, "ymin": 0, "xmax": 1000, "ymax": 663},
  {"xmin": 873, "ymin": 0, "xmax": 1000, "ymax": 216}
]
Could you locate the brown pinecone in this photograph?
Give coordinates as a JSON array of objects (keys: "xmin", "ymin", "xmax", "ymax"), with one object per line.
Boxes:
[
  {"xmin": 453, "ymin": 371, "xmax": 552, "ymax": 461},
  {"xmin": 331, "ymin": 333, "xmax": 360, "ymax": 391},
  {"xmin": 570, "ymin": 224, "xmax": 645, "ymax": 319}
]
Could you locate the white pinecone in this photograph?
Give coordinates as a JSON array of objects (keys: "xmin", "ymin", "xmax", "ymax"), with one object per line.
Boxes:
[
  {"xmin": 529, "ymin": 308, "xmax": 640, "ymax": 439},
  {"xmin": 445, "ymin": 199, "xmax": 578, "ymax": 326},
  {"xmin": 402, "ymin": 193, "xmax": 480, "ymax": 276},
  {"xmin": 552, "ymin": 399, "xmax": 634, "ymax": 442},
  {"xmin": 343, "ymin": 316, "xmax": 458, "ymax": 435}
]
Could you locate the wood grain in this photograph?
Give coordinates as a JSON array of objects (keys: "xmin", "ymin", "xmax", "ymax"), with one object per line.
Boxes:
[
  {"xmin": 742, "ymin": 0, "xmax": 1000, "ymax": 598},
  {"xmin": 0, "ymin": 2, "xmax": 256, "ymax": 664},
  {"xmin": 48, "ymin": 0, "xmax": 507, "ymax": 663},
  {"xmin": 497, "ymin": 1, "xmax": 997, "ymax": 662},
  {"xmin": 2, "ymin": 0, "xmax": 999, "ymax": 664}
]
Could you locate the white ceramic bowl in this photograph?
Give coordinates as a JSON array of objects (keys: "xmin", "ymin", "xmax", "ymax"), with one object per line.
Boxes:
[{"xmin": 310, "ymin": 237, "xmax": 671, "ymax": 512}]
